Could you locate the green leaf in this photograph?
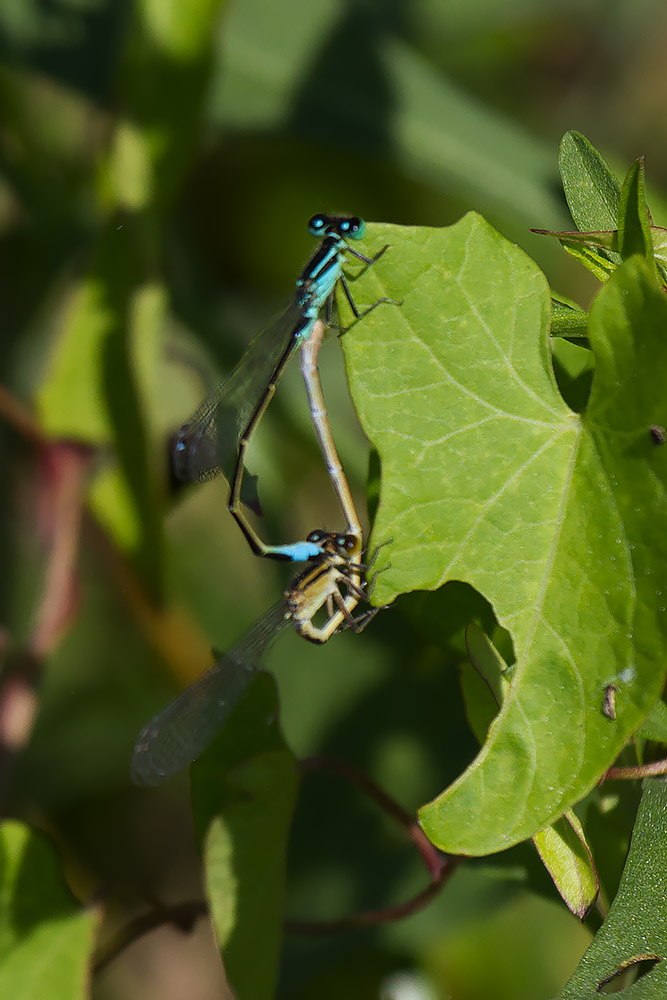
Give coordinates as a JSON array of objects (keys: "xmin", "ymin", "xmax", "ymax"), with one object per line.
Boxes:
[
  {"xmin": 536, "ymin": 217, "xmax": 667, "ymax": 285},
  {"xmin": 0, "ymin": 821, "xmax": 98, "ymax": 998},
  {"xmin": 533, "ymin": 226, "xmax": 619, "ymax": 281},
  {"xmin": 618, "ymin": 158, "xmax": 654, "ymax": 264},
  {"xmin": 106, "ymin": 0, "xmax": 229, "ymax": 213},
  {"xmin": 464, "ymin": 627, "xmax": 598, "ymax": 916},
  {"xmin": 637, "ymin": 699, "xmax": 667, "ymax": 742},
  {"xmin": 562, "ymin": 241, "xmax": 618, "ymax": 281},
  {"xmin": 342, "ymin": 218, "xmax": 667, "ymax": 855},
  {"xmin": 550, "ymin": 294, "xmax": 589, "ymax": 339},
  {"xmin": 550, "ymin": 337, "xmax": 594, "ymax": 414},
  {"xmin": 552, "ymin": 778, "xmax": 667, "ymax": 999},
  {"xmin": 464, "ymin": 622, "xmax": 509, "ymax": 724},
  {"xmin": 191, "ymin": 674, "xmax": 299, "ymax": 1000},
  {"xmin": 37, "ymin": 224, "xmax": 166, "ymax": 595},
  {"xmin": 35, "ymin": 1, "xmax": 230, "ymax": 593},
  {"xmin": 559, "ymin": 131, "xmax": 620, "ymax": 233},
  {"xmin": 533, "ymin": 812, "xmax": 598, "ymax": 920},
  {"xmin": 537, "ymin": 229, "xmax": 618, "ymax": 253},
  {"xmin": 460, "ymin": 656, "xmax": 497, "ymax": 748},
  {"xmin": 650, "ymin": 226, "xmax": 667, "ymax": 272},
  {"xmin": 38, "ymin": 274, "xmax": 117, "ymax": 445},
  {"xmin": 538, "ymin": 222, "xmax": 667, "ymax": 287}
]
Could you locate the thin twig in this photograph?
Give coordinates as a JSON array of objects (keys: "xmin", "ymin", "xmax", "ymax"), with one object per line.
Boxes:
[
  {"xmin": 0, "ymin": 443, "xmax": 92, "ymax": 807},
  {"xmin": 284, "ymin": 876, "xmax": 450, "ymax": 935},
  {"xmin": 0, "ymin": 383, "xmax": 44, "ymax": 447},
  {"xmin": 94, "ymin": 757, "xmax": 459, "ymax": 969},
  {"xmin": 604, "ymin": 757, "xmax": 667, "ymax": 781},
  {"xmin": 286, "ymin": 755, "xmax": 457, "ymax": 933}
]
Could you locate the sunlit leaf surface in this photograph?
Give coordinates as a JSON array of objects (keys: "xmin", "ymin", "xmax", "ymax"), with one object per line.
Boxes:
[
  {"xmin": 0, "ymin": 822, "xmax": 98, "ymax": 998},
  {"xmin": 343, "ymin": 218, "xmax": 667, "ymax": 854}
]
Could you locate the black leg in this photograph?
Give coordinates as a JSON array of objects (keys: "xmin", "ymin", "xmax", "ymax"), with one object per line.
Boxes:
[
  {"xmin": 346, "ymin": 244, "xmax": 390, "ymax": 266},
  {"xmin": 337, "ymin": 292, "xmax": 402, "ymax": 336}
]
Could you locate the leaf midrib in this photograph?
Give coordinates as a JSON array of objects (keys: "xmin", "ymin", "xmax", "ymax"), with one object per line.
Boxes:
[{"xmin": 451, "ymin": 416, "xmax": 585, "ymax": 812}]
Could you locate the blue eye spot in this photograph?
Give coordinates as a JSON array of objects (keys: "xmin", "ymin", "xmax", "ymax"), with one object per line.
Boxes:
[
  {"xmin": 308, "ymin": 214, "xmax": 327, "ymax": 236},
  {"xmin": 348, "ymin": 218, "xmax": 365, "ymax": 240}
]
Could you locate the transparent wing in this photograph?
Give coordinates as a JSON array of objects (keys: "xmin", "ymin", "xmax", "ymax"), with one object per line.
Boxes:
[
  {"xmin": 131, "ymin": 600, "xmax": 290, "ymax": 786},
  {"xmin": 172, "ymin": 298, "xmax": 303, "ymax": 483}
]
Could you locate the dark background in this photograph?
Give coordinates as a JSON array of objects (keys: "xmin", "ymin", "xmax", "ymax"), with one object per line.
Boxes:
[{"xmin": 0, "ymin": 1, "xmax": 659, "ymax": 997}]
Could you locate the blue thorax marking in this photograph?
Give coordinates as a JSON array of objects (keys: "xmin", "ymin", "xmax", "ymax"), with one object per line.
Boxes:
[
  {"xmin": 270, "ymin": 539, "xmax": 324, "ymax": 562},
  {"xmin": 293, "ymin": 234, "xmax": 348, "ymax": 343},
  {"xmin": 296, "ymin": 237, "xmax": 344, "ymax": 298}
]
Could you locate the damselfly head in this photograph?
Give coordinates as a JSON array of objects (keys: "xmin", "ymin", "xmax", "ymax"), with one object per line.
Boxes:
[
  {"xmin": 307, "ymin": 214, "xmax": 366, "ymax": 240},
  {"xmin": 338, "ymin": 216, "xmax": 365, "ymax": 239},
  {"xmin": 305, "ymin": 529, "xmax": 361, "ymax": 561},
  {"xmin": 334, "ymin": 532, "xmax": 359, "ymax": 554}
]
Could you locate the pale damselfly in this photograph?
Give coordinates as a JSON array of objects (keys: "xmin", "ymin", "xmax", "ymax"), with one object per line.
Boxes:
[{"xmin": 130, "ymin": 531, "xmax": 376, "ymax": 786}]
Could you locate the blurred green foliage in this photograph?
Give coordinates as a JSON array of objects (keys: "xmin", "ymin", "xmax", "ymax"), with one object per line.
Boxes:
[{"xmin": 2, "ymin": 1, "xmax": 667, "ymax": 998}]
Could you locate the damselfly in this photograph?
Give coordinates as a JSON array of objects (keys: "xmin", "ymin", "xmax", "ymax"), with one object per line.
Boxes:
[
  {"xmin": 299, "ymin": 318, "xmax": 362, "ymax": 545},
  {"xmin": 130, "ymin": 531, "xmax": 376, "ymax": 786},
  {"xmin": 172, "ymin": 215, "xmax": 388, "ymax": 561}
]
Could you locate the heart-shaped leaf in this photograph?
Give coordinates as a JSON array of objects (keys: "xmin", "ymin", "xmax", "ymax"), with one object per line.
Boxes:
[{"xmin": 342, "ymin": 216, "xmax": 667, "ymax": 855}]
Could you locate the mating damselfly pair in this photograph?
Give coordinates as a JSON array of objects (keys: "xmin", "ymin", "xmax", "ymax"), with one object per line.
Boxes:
[{"xmin": 131, "ymin": 215, "xmax": 394, "ymax": 786}]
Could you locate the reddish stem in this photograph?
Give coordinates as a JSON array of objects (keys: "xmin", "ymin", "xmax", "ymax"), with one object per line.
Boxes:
[
  {"xmin": 604, "ymin": 757, "xmax": 667, "ymax": 781},
  {"xmin": 286, "ymin": 755, "xmax": 457, "ymax": 934}
]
